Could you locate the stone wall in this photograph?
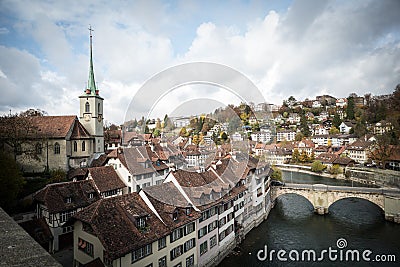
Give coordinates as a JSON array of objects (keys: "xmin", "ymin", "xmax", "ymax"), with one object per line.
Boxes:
[{"xmin": 347, "ymin": 167, "xmax": 400, "ymax": 188}]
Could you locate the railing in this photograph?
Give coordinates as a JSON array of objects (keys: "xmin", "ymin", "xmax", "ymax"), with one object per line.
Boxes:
[{"xmin": 274, "ymin": 183, "xmax": 400, "ymax": 196}]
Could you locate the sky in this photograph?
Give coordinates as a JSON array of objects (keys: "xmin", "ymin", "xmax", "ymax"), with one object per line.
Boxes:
[{"xmin": 0, "ymin": 0, "xmax": 399, "ymax": 124}]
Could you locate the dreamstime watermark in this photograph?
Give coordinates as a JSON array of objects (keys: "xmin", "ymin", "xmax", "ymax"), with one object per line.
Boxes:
[
  {"xmin": 124, "ymin": 62, "xmax": 272, "ymax": 206},
  {"xmin": 257, "ymin": 238, "xmax": 397, "ymax": 263}
]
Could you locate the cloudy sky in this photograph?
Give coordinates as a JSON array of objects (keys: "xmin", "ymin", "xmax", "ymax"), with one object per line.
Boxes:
[{"xmin": 0, "ymin": 0, "xmax": 399, "ymax": 124}]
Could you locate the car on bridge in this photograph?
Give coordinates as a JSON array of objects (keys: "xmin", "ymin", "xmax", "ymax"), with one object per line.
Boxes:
[{"xmin": 270, "ymin": 180, "xmax": 285, "ymax": 187}]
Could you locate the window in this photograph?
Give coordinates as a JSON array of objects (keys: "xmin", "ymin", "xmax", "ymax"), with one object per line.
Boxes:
[
  {"xmin": 78, "ymin": 238, "xmax": 94, "ymax": 257},
  {"xmin": 73, "ymin": 141, "xmax": 77, "ymax": 152},
  {"xmin": 227, "ymin": 212, "xmax": 234, "ymax": 222},
  {"xmin": 173, "ymin": 210, "xmax": 178, "ymax": 221},
  {"xmin": 186, "ymin": 254, "xmax": 194, "ymax": 267},
  {"xmin": 131, "ymin": 244, "xmax": 152, "ymax": 263},
  {"xmin": 184, "ymin": 238, "xmax": 195, "ymax": 252},
  {"xmin": 137, "ymin": 217, "xmax": 146, "ymax": 229},
  {"xmin": 98, "ymin": 103, "xmax": 100, "ymax": 113},
  {"xmin": 85, "ymin": 102, "xmax": 90, "ymax": 113},
  {"xmin": 54, "ymin": 142, "xmax": 60, "ymax": 154},
  {"xmin": 170, "ymin": 228, "xmax": 184, "ymax": 243},
  {"xmin": 200, "ymin": 241, "xmax": 208, "ymax": 255},
  {"xmin": 208, "ymin": 221, "xmax": 218, "ymax": 232},
  {"xmin": 185, "ymin": 222, "xmax": 195, "ymax": 235},
  {"xmin": 35, "ymin": 143, "xmax": 42, "ymax": 154},
  {"xmin": 88, "ymin": 193, "xmax": 94, "ymax": 199},
  {"xmin": 219, "ymin": 217, "xmax": 226, "ymax": 227},
  {"xmin": 158, "ymin": 256, "xmax": 167, "ymax": 267},
  {"xmin": 219, "ymin": 231, "xmax": 226, "ymax": 242},
  {"xmin": 60, "ymin": 210, "xmax": 75, "ymax": 223},
  {"xmin": 128, "ymin": 176, "xmax": 131, "ymax": 182},
  {"xmin": 186, "ymin": 208, "xmax": 191, "ymax": 215},
  {"xmin": 103, "ymin": 189, "xmax": 119, "ymax": 197},
  {"xmin": 158, "ymin": 236, "xmax": 166, "ymax": 250},
  {"xmin": 82, "ymin": 141, "xmax": 86, "ymax": 152},
  {"xmin": 198, "ymin": 226, "xmax": 207, "ymax": 239},
  {"xmin": 257, "ymin": 187, "xmax": 262, "ymax": 197},
  {"xmin": 210, "ymin": 235, "xmax": 217, "ymax": 248},
  {"xmin": 170, "ymin": 245, "xmax": 183, "ymax": 260}
]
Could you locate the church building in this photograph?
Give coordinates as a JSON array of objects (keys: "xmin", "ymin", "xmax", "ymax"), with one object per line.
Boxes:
[{"xmin": 4, "ymin": 29, "xmax": 105, "ymax": 173}]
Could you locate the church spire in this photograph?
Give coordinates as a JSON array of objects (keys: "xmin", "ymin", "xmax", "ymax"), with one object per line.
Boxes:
[{"xmin": 86, "ymin": 25, "xmax": 98, "ymax": 95}]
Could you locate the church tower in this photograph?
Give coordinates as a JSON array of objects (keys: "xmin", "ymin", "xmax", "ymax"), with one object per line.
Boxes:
[{"xmin": 79, "ymin": 26, "xmax": 104, "ymax": 153}]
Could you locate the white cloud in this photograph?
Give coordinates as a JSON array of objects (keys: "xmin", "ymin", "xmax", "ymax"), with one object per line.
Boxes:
[{"xmin": 0, "ymin": 0, "xmax": 399, "ymax": 124}]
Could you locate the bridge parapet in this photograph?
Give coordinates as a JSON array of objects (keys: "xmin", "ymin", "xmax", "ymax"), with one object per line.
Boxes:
[{"xmin": 271, "ymin": 184, "xmax": 400, "ymax": 222}]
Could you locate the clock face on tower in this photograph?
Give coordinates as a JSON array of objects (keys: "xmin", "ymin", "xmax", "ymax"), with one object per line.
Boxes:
[
  {"xmin": 84, "ymin": 114, "xmax": 91, "ymax": 121},
  {"xmin": 98, "ymin": 114, "xmax": 102, "ymax": 122}
]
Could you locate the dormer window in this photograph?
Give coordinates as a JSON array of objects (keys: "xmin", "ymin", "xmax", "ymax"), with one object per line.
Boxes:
[
  {"xmin": 137, "ymin": 217, "xmax": 146, "ymax": 229},
  {"xmin": 88, "ymin": 193, "xmax": 94, "ymax": 199},
  {"xmin": 65, "ymin": 197, "xmax": 72, "ymax": 204},
  {"xmin": 186, "ymin": 207, "xmax": 191, "ymax": 216},
  {"xmin": 173, "ymin": 210, "xmax": 178, "ymax": 221}
]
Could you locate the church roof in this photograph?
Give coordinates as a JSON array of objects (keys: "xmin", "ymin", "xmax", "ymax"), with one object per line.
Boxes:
[
  {"xmin": 70, "ymin": 120, "xmax": 92, "ymax": 139},
  {"xmin": 82, "ymin": 26, "xmax": 101, "ymax": 98},
  {"xmin": 27, "ymin": 115, "xmax": 77, "ymax": 139}
]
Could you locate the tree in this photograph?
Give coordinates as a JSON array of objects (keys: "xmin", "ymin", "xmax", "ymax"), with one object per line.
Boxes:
[
  {"xmin": 295, "ymin": 132, "xmax": 304, "ymax": 141},
  {"xmin": 370, "ymin": 133, "xmax": 395, "ymax": 169},
  {"xmin": 292, "ymin": 149, "xmax": 300, "ymax": 163},
  {"xmin": 300, "ymin": 114, "xmax": 311, "ymax": 137},
  {"xmin": 155, "ymin": 118, "xmax": 162, "ymax": 129},
  {"xmin": 311, "ymin": 160, "xmax": 326, "ymax": 173},
  {"xmin": 329, "ymin": 126, "xmax": 340, "ymax": 135},
  {"xmin": 220, "ymin": 132, "xmax": 228, "ymax": 142},
  {"xmin": 153, "ymin": 128, "xmax": 161, "ymax": 137},
  {"xmin": 310, "ymin": 151, "xmax": 315, "ymax": 162},
  {"xmin": 19, "ymin": 108, "xmax": 47, "ymax": 117},
  {"xmin": 0, "ymin": 114, "xmax": 40, "ymax": 161},
  {"xmin": 0, "ymin": 152, "xmax": 25, "ymax": 212},
  {"xmin": 49, "ymin": 168, "xmax": 67, "ymax": 183},
  {"xmin": 353, "ymin": 121, "xmax": 367, "ymax": 138},
  {"xmin": 333, "ymin": 113, "xmax": 341, "ymax": 128},
  {"xmin": 226, "ymin": 116, "xmax": 240, "ymax": 134},
  {"xmin": 329, "ymin": 164, "xmax": 342, "ymax": 175},
  {"xmin": 252, "ymin": 122, "xmax": 260, "ymax": 132},
  {"xmin": 346, "ymin": 97, "xmax": 355, "ymax": 120},
  {"xmin": 271, "ymin": 166, "xmax": 283, "ymax": 182},
  {"xmin": 299, "ymin": 150, "xmax": 309, "ymax": 163},
  {"xmin": 192, "ymin": 134, "xmax": 200, "ymax": 145},
  {"xmin": 179, "ymin": 127, "xmax": 187, "ymax": 137}
]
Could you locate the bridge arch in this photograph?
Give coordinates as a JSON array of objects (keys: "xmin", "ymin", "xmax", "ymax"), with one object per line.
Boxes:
[
  {"xmin": 272, "ymin": 188, "xmax": 316, "ymax": 210},
  {"xmin": 327, "ymin": 194, "xmax": 384, "ymax": 211}
]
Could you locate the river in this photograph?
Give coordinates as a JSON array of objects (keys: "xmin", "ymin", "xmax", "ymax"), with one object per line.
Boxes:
[{"xmin": 219, "ymin": 170, "xmax": 400, "ymax": 266}]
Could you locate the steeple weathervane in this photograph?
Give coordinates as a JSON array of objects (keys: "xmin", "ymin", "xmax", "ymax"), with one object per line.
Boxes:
[{"xmin": 86, "ymin": 24, "xmax": 98, "ymax": 95}]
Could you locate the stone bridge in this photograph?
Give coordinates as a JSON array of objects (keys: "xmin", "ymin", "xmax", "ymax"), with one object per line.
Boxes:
[{"xmin": 271, "ymin": 183, "xmax": 400, "ymax": 223}]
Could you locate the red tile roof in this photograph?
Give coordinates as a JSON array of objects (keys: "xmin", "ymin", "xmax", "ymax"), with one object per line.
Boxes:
[
  {"xmin": 28, "ymin": 116, "xmax": 77, "ymax": 138},
  {"xmin": 34, "ymin": 180, "xmax": 101, "ymax": 213},
  {"xmin": 72, "ymin": 193, "xmax": 171, "ymax": 260},
  {"xmin": 70, "ymin": 120, "xmax": 92, "ymax": 139},
  {"xmin": 88, "ymin": 166, "xmax": 126, "ymax": 193}
]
